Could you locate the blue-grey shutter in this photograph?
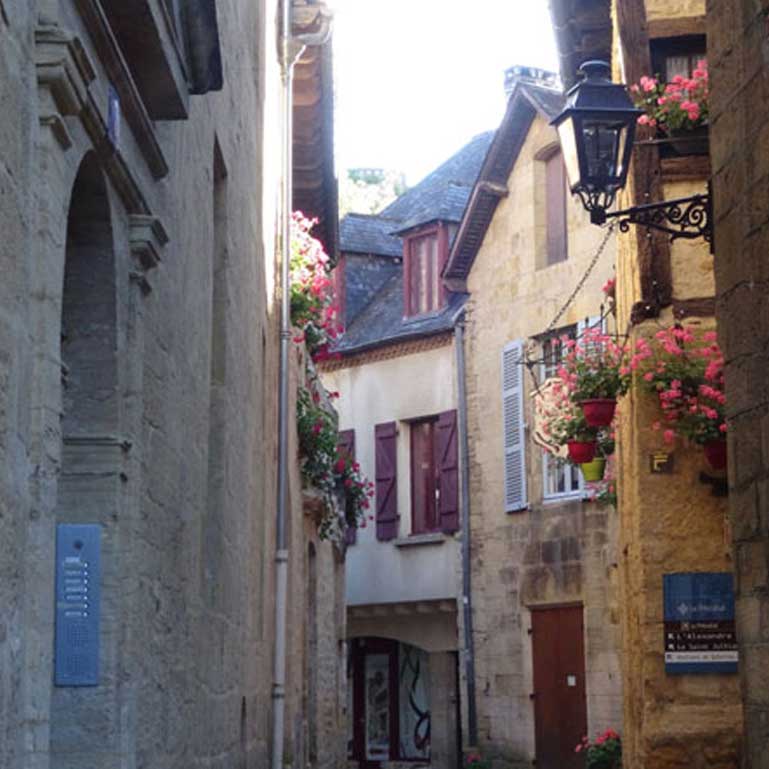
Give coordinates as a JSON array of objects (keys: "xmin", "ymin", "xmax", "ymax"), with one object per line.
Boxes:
[{"xmin": 502, "ymin": 340, "xmax": 527, "ymax": 512}]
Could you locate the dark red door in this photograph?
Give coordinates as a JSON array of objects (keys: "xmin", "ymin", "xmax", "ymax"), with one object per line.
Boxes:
[{"xmin": 531, "ymin": 605, "xmax": 588, "ymax": 769}]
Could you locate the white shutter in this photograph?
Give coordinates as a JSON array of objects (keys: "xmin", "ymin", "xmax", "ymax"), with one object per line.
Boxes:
[{"xmin": 502, "ymin": 340, "xmax": 527, "ymax": 512}]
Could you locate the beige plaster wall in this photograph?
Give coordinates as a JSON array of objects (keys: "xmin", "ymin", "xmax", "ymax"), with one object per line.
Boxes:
[
  {"xmin": 323, "ymin": 342, "xmax": 462, "ymax": 613},
  {"xmin": 463, "ymin": 113, "xmax": 622, "ymax": 767}
]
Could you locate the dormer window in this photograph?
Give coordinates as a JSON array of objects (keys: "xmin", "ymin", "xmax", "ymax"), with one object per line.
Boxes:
[{"xmin": 403, "ymin": 223, "xmax": 450, "ymax": 317}]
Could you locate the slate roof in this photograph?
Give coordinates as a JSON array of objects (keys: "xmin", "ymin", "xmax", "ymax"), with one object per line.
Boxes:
[
  {"xmin": 444, "ymin": 81, "xmax": 566, "ymax": 281},
  {"xmin": 383, "ymin": 131, "xmax": 495, "ymax": 233},
  {"xmin": 334, "ymin": 274, "xmax": 467, "ymax": 354},
  {"xmin": 334, "ymin": 132, "xmax": 493, "ymax": 355},
  {"xmin": 339, "ymin": 214, "xmax": 402, "ymax": 257}
]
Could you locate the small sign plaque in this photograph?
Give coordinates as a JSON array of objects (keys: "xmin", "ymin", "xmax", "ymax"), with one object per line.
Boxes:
[
  {"xmin": 650, "ymin": 452, "xmax": 674, "ymax": 474},
  {"xmin": 54, "ymin": 524, "xmax": 101, "ymax": 686},
  {"xmin": 663, "ymin": 572, "xmax": 738, "ymax": 675}
]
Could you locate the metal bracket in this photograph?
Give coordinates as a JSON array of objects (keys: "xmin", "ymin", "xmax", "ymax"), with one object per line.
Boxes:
[{"xmin": 606, "ymin": 192, "xmax": 712, "ymax": 245}]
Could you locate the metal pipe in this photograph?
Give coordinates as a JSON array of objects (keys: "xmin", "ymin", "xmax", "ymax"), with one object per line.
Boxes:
[
  {"xmin": 271, "ymin": 1, "xmax": 295, "ymax": 766},
  {"xmin": 272, "ymin": 4, "xmax": 332, "ymax": 768},
  {"xmin": 454, "ymin": 313, "xmax": 478, "ymax": 748}
]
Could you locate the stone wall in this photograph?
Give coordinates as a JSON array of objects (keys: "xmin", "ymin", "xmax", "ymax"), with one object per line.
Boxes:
[
  {"xmin": 463, "ymin": 112, "xmax": 622, "ymax": 767},
  {"xmin": 610, "ymin": 2, "xmax": 743, "ymax": 766},
  {"xmin": 0, "ymin": 2, "xmax": 345, "ymax": 768},
  {"xmin": 708, "ymin": 1, "xmax": 769, "ymax": 766}
]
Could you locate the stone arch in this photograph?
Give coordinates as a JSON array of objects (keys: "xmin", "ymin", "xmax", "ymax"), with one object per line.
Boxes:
[
  {"xmin": 60, "ymin": 151, "xmax": 118, "ymax": 440},
  {"xmin": 50, "ymin": 151, "xmax": 121, "ymax": 764}
]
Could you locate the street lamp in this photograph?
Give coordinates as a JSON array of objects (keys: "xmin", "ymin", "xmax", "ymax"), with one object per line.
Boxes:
[{"xmin": 552, "ymin": 60, "xmax": 712, "ymax": 243}]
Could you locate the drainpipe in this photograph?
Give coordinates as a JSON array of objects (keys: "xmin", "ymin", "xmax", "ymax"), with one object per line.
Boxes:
[
  {"xmin": 454, "ymin": 310, "xmax": 478, "ymax": 748},
  {"xmin": 273, "ymin": 5, "xmax": 332, "ymax": 769}
]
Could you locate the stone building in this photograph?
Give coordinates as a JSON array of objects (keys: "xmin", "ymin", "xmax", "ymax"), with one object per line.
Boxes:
[
  {"xmin": 321, "ymin": 133, "xmax": 494, "ymax": 768},
  {"xmin": 707, "ymin": 1, "xmax": 769, "ymax": 767},
  {"xmin": 549, "ymin": 1, "xmax": 743, "ymax": 767},
  {"xmin": 443, "ymin": 67, "xmax": 623, "ymax": 769},
  {"xmin": 0, "ymin": 2, "xmax": 345, "ymax": 768}
]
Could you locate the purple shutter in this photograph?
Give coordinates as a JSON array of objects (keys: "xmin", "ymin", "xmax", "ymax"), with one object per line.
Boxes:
[
  {"xmin": 436, "ymin": 410, "xmax": 459, "ymax": 533},
  {"xmin": 375, "ymin": 422, "xmax": 399, "ymax": 541},
  {"xmin": 338, "ymin": 429, "xmax": 357, "ymax": 544}
]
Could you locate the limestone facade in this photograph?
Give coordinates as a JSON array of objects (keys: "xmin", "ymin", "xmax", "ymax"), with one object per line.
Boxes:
[
  {"xmin": 0, "ymin": 2, "xmax": 345, "ymax": 768},
  {"xmin": 708, "ymin": 0, "xmax": 769, "ymax": 766},
  {"xmin": 453, "ymin": 101, "xmax": 623, "ymax": 766}
]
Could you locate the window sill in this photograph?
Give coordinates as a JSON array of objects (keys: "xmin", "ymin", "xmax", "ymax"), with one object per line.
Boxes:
[
  {"xmin": 542, "ymin": 492, "xmax": 585, "ymax": 505},
  {"xmin": 394, "ymin": 533, "xmax": 447, "ymax": 548}
]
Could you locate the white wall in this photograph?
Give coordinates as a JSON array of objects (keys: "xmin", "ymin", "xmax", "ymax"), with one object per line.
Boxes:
[{"xmin": 322, "ymin": 341, "xmax": 461, "ymax": 607}]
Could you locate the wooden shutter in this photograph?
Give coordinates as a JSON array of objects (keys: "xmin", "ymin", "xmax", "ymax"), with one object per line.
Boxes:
[
  {"xmin": 436, "ymin": 410, "xmax": 459, "ymax": 533},
  {"xmin": 546, "ymin": 151, "xmax": 568, "ymax": 265},
  {"xmin": 375, "ymin": 422, "xmax": 399, "ymax": 540},
  {"xmin": 338, "ymin": 429, "xmax": 357, "ymax": 544},
  {"xmin": 502, "ymin": 341, "xmax": 527, "ymax": 512}
]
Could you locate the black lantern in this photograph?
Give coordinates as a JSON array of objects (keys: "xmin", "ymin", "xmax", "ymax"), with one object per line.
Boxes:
[{"xmin": 551, "ymin": 60, "xmax": 642, "ymax": 224}]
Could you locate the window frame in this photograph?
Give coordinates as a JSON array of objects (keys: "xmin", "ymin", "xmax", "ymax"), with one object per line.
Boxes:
[
  {"xmin": 544, "ymin": 148, "xmax": 569, "ymax": 266},
  {"xmin": 538, "ymin": 325, "xmax": 583, "ymax": 502},
  {"xmin": 402, "ymin": 222, "xmax": 450, "ymax": 318},
  {"xmin": 409, "ymin": 415, "xmax": 440, "ymax": 535},
  {"xmin": 650, "ymin": 35, "xmax": 707, "ymax": 82}
]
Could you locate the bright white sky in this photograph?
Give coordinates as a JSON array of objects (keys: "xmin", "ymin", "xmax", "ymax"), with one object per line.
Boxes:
[{"xmin": 332, "ymin": 0, "xmax": 560, "ymax": 184}]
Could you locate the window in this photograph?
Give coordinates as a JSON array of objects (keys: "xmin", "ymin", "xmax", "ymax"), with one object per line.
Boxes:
[
  {"xmin": 409, "ymin": 412, "xmax": 459, "ymax": 535},
  {"xmin": 651, "ymin": 36, "xmax": 707, "ymax": 81},
  {"xmin": 411, "ymin": 418, "xmax": 438, "ymax": 533},
  {"xmin": 404, "ymin": 224, "xmax": 449, "ymax": 316},
  {"xmin": 545, "ymin": 150, "xmax": 568, "ymax": 265},
  {"xmin": 539, "ymin": 326, "xmax": 582, "ymax": 500}
]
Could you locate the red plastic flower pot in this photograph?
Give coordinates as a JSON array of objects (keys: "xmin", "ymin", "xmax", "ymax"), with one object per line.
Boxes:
[
  {"xmin": 567, "ymin": 440, "xmax": 597, "ymax": 464},
  {"xmin": 703, "ymin": 439, "xmax": 727, "ymax": 471},
  {"xmin": 580, "ymin": 398, "xmax": 617, "ymax": 427}
]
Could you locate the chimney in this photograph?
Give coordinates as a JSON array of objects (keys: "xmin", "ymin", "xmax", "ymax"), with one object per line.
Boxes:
[{"xmin": 504, "ymin": 65, "xmax": 559, "ymax": 98}]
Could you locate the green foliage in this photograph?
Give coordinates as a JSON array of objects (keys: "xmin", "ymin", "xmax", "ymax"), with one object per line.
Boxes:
[
  {"xmin": 576, "ymin": 730, "xmax": 622, "ymax": 768},
  {"xmin": 296, "ymin": 386, "xmax": 373, "ymax": 540}
]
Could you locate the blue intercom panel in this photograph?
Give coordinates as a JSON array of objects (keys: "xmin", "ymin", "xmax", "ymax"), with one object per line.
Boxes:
[{"xmin": 54, "ymin": 524, "xmax": 101, "ymax": 686}]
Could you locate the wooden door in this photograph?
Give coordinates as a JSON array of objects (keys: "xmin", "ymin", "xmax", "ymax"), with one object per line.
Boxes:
[{"xmin": 531, "ymin": 605, "xmax": 588, "ymax": 769}]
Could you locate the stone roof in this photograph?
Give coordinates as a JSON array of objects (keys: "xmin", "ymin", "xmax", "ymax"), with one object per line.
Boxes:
[
  {"xmin": 444, "ymin": 81, "xmax": 565, "ymax": 281},
  {"xmin": 340, "ymin": 214, "xmax": 403, "ymax": 257},
  {"xmin": 335, "ymin": 273, "xmax": 467, "ymax": 354},
  {"xmin": 334, "ymin": 132, "xmax": 492, "ymax": 355},
  {"xmin": 382, "ymin": 131, "xmax": 494, "ymax": 233}
]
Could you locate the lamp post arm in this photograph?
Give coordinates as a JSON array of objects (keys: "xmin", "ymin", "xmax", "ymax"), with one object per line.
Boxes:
[{"xmin": 604, "ymin": 191, "xmax": 712, "ymax": 245}]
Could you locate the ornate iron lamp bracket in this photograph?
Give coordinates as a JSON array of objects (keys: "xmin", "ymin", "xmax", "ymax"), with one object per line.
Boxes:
[{"xmin": 605, "ymin": 191, "xmax": 712, "ymax": 244}]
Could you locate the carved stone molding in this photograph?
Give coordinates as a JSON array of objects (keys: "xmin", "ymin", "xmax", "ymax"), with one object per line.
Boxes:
[
  {"xmin": 35, "ymin": 26, "xmax": 96, "ymax": 149},
  {"xmin": 129, "ymin": 215, "xmax": 168, "ymax": 293}
]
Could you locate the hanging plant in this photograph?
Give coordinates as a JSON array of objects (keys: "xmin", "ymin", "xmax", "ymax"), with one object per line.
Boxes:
[
  {"xmin": 290, "ymin": 211, "xmax": 343, "ymax": 361},
  {"xmin": 557, "ymin": 326, "xmax": 631, "ymax": 426},
  {"xmin": 296, "ymin": 385, "xmax": 374, "ymax": 539},
  {"xmin": 635, "ymin": 324, "xmax": 727, "ymax": 471},
  {"xmin": 629, "ymin": 61, "xmax": 709, "ymax": 136}
]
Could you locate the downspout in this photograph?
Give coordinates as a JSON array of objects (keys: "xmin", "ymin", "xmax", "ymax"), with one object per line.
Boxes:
[
  {"xmin": 273, "ymin": 5, "xmax": 332, "ymax": 769},
  {"xmin": 454, "ymin": 310, "xmax": 478, "ymax": 749}
]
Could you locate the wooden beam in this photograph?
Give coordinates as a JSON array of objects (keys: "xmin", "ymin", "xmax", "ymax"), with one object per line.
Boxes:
[
  {"xmin": 616, "ymin": 0, "xmax": 673, "ymax": 321},
  {"xmin": 647, "ymin": 15, "xmax": 706, "ymax": 39}
]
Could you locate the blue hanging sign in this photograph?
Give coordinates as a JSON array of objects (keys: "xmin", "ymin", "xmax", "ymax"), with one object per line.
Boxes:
[
  {"xmin": 54, "ymin": 524, "xmax": 101, "ymax": 686},
  {"xmin": 663, "ymin": 572, "xmax": 738, "ymax": 675}
]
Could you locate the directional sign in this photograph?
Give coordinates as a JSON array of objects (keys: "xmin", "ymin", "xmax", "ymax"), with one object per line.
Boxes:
[{"xmin": 663, "ymin": 572, "xmax": 737, "ymax": 675}]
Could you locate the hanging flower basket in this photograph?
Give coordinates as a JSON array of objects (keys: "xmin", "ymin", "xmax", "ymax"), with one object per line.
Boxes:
[
  {"xmin": 703, "ymin": 438, "xmax": 727, "ymax": 471},
  {"xmin": 667, "ymin": 124, "xmax": 709, "ymax": 156},
  {"xmin": 568, "ymin": 440, "xmax": 597, "ymax": 464},
  {"xmin": 580, "ymin": 398, "xmax": 617, "ymax": 427},
  {"xmin": 580, "ymin": 457, "xmax": 606, "ymax": 482}
]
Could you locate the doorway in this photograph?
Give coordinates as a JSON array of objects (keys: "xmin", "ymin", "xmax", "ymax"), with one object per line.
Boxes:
[
  {"xmin": 531, "ymin": 605, "xmax": 587, "ymax": 769},
  {"xmin": 349, "ymin": 638, "xmax": 431, "ymax": 766}
]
